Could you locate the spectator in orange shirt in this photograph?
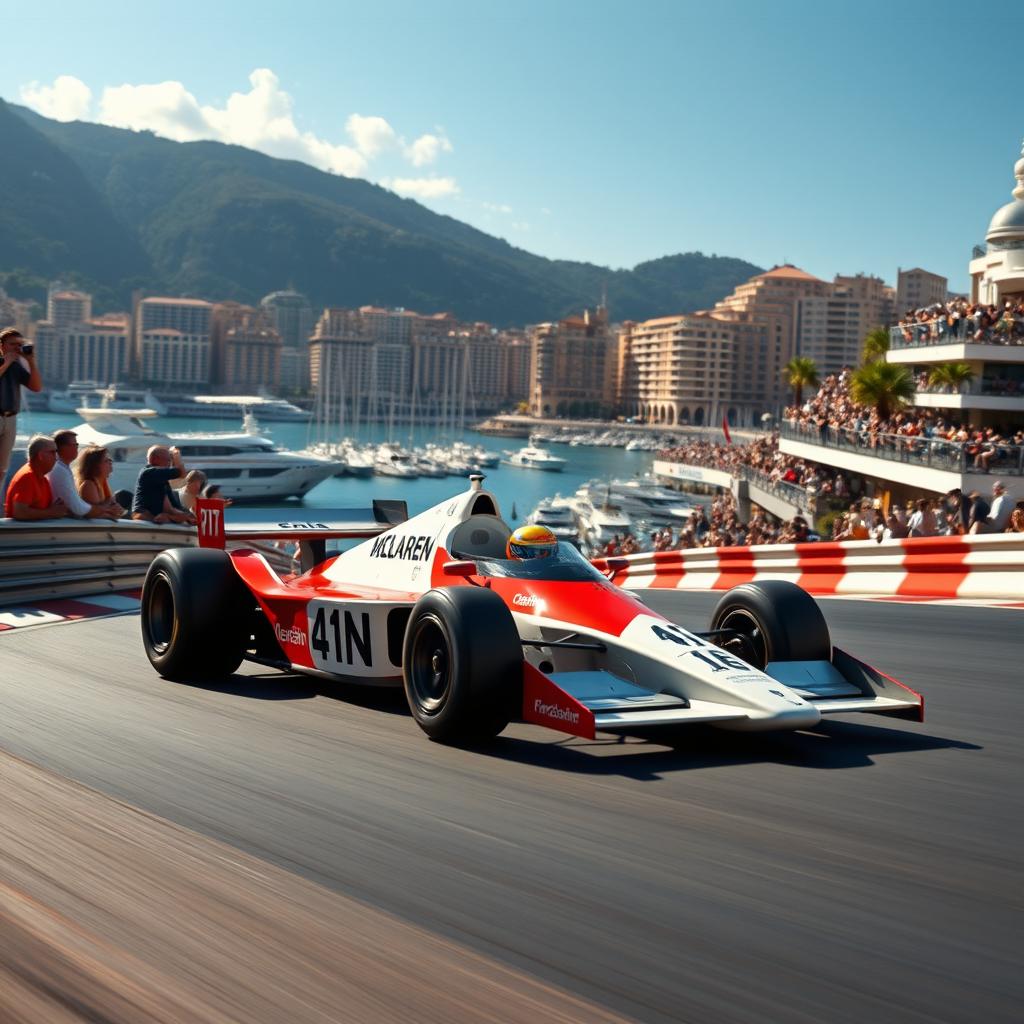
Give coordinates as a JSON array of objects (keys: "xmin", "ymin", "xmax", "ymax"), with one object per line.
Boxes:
[{"xmin": 4, "ymin": 435, "xmax": 67, "ymax": 520}]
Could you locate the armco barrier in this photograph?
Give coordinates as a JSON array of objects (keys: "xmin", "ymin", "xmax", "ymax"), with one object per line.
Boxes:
[
  {"xmin": 594, "ymin": 534, "xmax": 1024, "ymax": 601},
  {"xmin": 0, "ymin": 519, "xmax": 294, "ymax": 608}
]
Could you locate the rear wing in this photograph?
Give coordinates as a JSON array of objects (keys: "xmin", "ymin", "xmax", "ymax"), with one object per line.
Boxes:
[{"xmin": 195, "ymin": 497, "xmax": 407, "ymax": 570}]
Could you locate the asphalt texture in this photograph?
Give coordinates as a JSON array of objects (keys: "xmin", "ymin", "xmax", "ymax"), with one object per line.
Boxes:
[{"xmin": 0, "ymin": 593, "xmax": 1020, "ymax": 1023}]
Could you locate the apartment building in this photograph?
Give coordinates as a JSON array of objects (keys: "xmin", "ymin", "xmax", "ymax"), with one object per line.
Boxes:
[
  {"xmin": 211, "ymin": 303, "xmax": 282, "ymax": 392},
  {"xmin": 797, "ymin": 273, "xmax": 895, "ymax": 373},
  {"xmin": 529, "ymin": 307, "xmax": 618, "ymax": 419},
  {"xmin": 896, "ymin": 268, "xmax": 948, "ymax": 312},
  {"xmin": 135, "ymin": 297, "xmax": 213, "ymax": 386},
  {"xmin": 31, "ymin": 314, "xmax": 131, "ymax": 386}
]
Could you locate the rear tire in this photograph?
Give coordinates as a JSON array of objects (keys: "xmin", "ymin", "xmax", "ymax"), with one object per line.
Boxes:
[
  {"xmin": 709, "ymin": 581, "xmax": 831, "ymax": 669},
  {"xmin": 403, "ymin": 587, "xmax": 522, "ymax": 744},
  {"xmin": 141, "ymin": 548, "xmax": 252, "ymax": 680}
]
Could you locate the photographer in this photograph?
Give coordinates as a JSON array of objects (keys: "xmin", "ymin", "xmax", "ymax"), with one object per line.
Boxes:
[{"xmin": 0, "ymin": 328, "xmax": 44, "ymax": 499}]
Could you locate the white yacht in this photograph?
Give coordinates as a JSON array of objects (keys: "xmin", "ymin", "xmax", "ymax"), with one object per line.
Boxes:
[
  {"xmin": 162, "ymin": 394, "xmax": 310, "ymax": 422},
  {"xmin": 48, "ymin": 381, "xmax": 106, "ymax": 413},
  {"xmin": 574, "ymin": 497, "xmax": 635, "ymax": 555},
  {"xmin": 577, "ymin": 478, "xmax": 695, "ymax": 526},
  {"xmin": 527, "ymin": 498, "xmax": 581, "ymax": 546},
  {"xmin": 48, "ymin": 384, "xmax": 170, "ymax": 415},
  {"xmin": 502, "ymin": 444, "xmax": 567, "ymax": 472},
  {"xmin": 71, "ymin": 409, "xmax": 337, "ymax": 502},
  {"xmin": 374, "ymin": 444, "xmax": 419, "ymax": 478}
]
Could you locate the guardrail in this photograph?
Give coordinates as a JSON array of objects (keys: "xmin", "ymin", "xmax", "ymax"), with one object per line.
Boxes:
[
  {"xmin": 890, "ymin": 322, "xmax": 1024, "ymax": 349},
  {"xmin": 0, "ymin": 519, "xmax": 294, "ymax": 608},
  {"xmin": 780, "ymin": 421, "xmax": 1024, "ymax": 476},
  {"xmin": 593, "ymin": 533, "xmax": 1024, "ymax": 601}
]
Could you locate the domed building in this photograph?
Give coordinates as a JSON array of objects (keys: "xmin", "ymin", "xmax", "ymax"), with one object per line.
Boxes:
[{"xmin": 970, "ymin": 141, "xmax": 1024, "ymax": 303}]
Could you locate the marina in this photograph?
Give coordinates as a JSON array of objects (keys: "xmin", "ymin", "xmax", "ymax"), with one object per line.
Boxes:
[{"xmin": 13, "ymin": 407, "xmax": 708, "ymax": 525}]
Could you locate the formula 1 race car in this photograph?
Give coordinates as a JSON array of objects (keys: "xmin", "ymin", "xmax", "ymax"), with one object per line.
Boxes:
[{"xmin": 140, "ymin": 476, "xmax": 923, "ymax": 745}]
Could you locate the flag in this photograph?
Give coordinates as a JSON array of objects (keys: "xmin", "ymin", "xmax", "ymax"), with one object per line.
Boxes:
[{"xmin": 722, "ymin": 414, "xmax": 732, "ymax": 445}]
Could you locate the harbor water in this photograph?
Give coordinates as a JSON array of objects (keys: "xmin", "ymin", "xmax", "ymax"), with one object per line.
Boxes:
[{"xmin": 17, "ymin": 410, "xmax": 700, "ymax": 521}]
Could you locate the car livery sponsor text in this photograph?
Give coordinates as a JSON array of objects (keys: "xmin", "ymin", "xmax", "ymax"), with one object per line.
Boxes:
[
  {"xmin": 370, "ymin": 534, "xmax": 435, "ymax": 561},
  {"xmin": 532, "ymin": 699, "xmax": 580, "ymax": 725},
  {"xmin": 275, "ymin": 622, "xmax": 306, "ymax": 647},
  {"xmin": 513, "ymin": 593, "xmax": 541, "ymax": 608}
]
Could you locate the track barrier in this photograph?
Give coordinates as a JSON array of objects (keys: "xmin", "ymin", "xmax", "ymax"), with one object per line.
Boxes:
[
  {"xmin": 593, "ymin": 534, "xmax": 1024, "ymax": 601},
  {"xmin": 0, "ymin": 519, "xmax": 294, "ymax": 609}
]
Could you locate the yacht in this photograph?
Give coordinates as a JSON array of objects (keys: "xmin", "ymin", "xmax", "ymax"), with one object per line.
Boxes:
[
  {"xmin": 574, "ymin": 497, "xmax": 635, "ymax": 555},
  {"xmin": 577, "ymin": 478, "xmax": 695, "ymax": 526},
  {"xmin": 527, "ymin": 498, "xmax": 581, "ymax": 546},
  {"xmin": 48, "ymin": 384, "xmax": 169, "ymax": 415},
  {"xmin": 48, "ymin": 381, "xmax": 106, "ymax": 413},
  {"xmin": 502, "ymin": 444, "xmax": 567, "ymax": 471},
  {"xmin": 374, "ymin": 444, "xmax": 419, "ymax": 478},
  {"xmin": 161, "ymin": 394, "xmax": 310, "ymax": 422},
  {"xmin": 71, "ymin": 409, "xmax": 337, "ymax": 502}
]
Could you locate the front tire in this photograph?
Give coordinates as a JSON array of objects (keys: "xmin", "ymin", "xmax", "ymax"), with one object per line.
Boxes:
[
  {"xmin": 141, "ymin": 548, "xmax": 251, "ymax": 680},
  {"xmin": 403, "ymin": 587, "xmax": 522, "ymax": 744},
  {"xmin": 709, "ymin": 581, "xmax": 831, "ymax": 669}
]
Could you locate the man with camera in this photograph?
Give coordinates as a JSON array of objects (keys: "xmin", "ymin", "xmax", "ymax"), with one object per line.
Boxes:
[{"xmin": 0, "ymin": 327, "xmax": 44, "ymax": 498}]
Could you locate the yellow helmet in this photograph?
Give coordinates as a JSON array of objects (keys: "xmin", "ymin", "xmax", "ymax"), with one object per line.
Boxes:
[{"xmin": 506, "ymin": 523, "xmax": 559, "ymax": 560}]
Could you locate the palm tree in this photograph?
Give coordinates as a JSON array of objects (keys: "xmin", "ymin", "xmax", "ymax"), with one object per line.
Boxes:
[
  {"xmin": 861, "ymin": 326, "xmax": 891, "ymax": 364},
  {"xmin": 783, "ymin": 356, "xmax": 819, "ymax": 406},
  {"xmin": 850, "ymin": 362, "xmax": 915, "ymax": 420},
  {"xmin": 926, "ymin": 362, "xmax": 975, "ymax": 394}
]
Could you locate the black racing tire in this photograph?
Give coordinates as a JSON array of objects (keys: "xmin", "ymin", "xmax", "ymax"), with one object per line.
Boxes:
[
  {"xmin": 402, "ymin": 586, "xmax": 522, "ymax": 744},
  {"xmin": 709, "ymin": 580, "xmax": 831, "ymax": 669},
  {"xmin": 141, "ymin": 548, "xmax": 252, "ymax": 680}
]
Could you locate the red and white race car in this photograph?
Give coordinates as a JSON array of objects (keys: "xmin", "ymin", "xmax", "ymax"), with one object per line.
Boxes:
[{"xmin": 140, "ymin": 476, "xmax": 923, "ymax": 745}]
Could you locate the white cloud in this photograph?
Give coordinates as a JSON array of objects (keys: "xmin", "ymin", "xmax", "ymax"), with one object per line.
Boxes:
[
  {"xmin": 18, "ymin": 69, "xmax": 458, "ymax": 192},
  {"xmin": 404, "ymin": 132, "xmax": 452, "ymax": 167},
  {"xmin": 481, "ymin": 201, "xmax": 513, "ymax": 214},
  {"xmin": 383, "ymin": 176, "xmax": 460, "ymax": 199},
  {"xmin": 95, "ymin": 69, "xmax": 367, "ymax": 176},
  {"xmin": 19, "ymin": 75, "xmax": 92, "ymax": 122},
  {"xmin": 345, "ymin": 114, "xmax": 397, "ymax": 158}
]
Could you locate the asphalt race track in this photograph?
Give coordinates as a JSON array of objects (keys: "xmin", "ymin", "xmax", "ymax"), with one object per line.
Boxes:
[{"xmin": 0, "ymin": 593, "xmax": 1020, "ymax": 1023}]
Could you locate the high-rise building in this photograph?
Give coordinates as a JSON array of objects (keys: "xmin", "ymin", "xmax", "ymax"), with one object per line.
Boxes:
[
  {"xmin": 529, "ymin": 307, "xmax": 617, "ymax": 418},
  {"xmin": 47, "ymin": 285, "xmax": 92, "ymax": 329},
  {"xmin": 260, "ymin": 290, "xmax": 314, "ymax": 394},
  {"xmin": 40, "ymin": 315, "xmax": 131, "ymax": 386},
  {"xmin": 712, "ymin": 265, "xmax": 830, "ymax": 412},
  {"xmin": 797, "ymin": 273, "xmax": 895, "ymax": 373},
  {"xmin": 212, "ymin": 303, "xmax": 282, "ymax": 392},
  {"xmin": 309, "ymin": 305, "xmax": 516, "ymax": 423},
  {"xmin": 896, "ymin": 268, "xmax": 948, "ymax": 312},
  {"xmin": 618, "ymin": 313, "xmax": 771, "ymax": 426},
  {"xmin": 135, "ymin": 297, "xmax": 213, "ymax": 388}
]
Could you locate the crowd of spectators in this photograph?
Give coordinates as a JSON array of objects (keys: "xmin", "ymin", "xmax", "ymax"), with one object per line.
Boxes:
[
  {"xmin": 3, "ymin": 428, "xmax": 229, "ymax": 523},
  {"xmin": 896, "ymin": 298, "xmax": 1024, "ymax": 346},
  {"xmin": 784, "ymin": 368, "xmax": 1024, "ymax": 470}
]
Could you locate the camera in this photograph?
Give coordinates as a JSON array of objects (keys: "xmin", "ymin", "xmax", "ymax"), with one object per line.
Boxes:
[{"xmin": 21, "ymin": 343, "xmax": 34, "ymax": 356}]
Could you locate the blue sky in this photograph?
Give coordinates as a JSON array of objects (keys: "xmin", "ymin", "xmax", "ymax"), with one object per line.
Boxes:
[{"xmin": 3, "ymin": 0, "xmax": 1020, "ymax": 292}]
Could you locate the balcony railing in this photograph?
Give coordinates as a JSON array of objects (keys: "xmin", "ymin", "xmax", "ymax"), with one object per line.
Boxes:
[
  {"xmin": 890, "ymin": 321, "xmax": 1024, "ymax": 350},
  {"xmin": 734, "ymin": 464, "xmax": 819, "ymax": 515},
  {"xmin": 780, "ymin": 421, "xmax": 1024, "ymax": 477},
  {"xmin": 915, "ymin": 379, "xmax": 1024, "ymax": 400}
]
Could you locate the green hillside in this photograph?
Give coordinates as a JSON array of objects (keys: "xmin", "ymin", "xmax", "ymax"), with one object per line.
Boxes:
[{"xmin": 1, "ymin": 100, "xmax": 762, "ymax": 324}]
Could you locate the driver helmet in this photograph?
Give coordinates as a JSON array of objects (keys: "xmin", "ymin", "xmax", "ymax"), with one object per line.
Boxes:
[{"xmin": 506, "ymin": 523, "xmax": 558, "ymax": 560}]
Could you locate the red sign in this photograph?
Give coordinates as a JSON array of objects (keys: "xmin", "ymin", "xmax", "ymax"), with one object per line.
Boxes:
[{"xmin": 195, "ymin": 497, "xmax": 226, "ymax": 548}]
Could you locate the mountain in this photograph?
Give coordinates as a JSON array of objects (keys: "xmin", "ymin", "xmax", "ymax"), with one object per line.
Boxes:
[{"xmin": 1, "ymin": 100, "xmax": 763, "ymax": 324}]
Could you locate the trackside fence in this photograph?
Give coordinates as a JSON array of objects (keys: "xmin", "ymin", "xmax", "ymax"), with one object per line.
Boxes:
[
  {"xmin": 592, "ymin": 534, "xmax": 1024, "ymax": 601},
  {"xmin": 0, "ymin": 519, "xmax": 294, "ymax": 608}
]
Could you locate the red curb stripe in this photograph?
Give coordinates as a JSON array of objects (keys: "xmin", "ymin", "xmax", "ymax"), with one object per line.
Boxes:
[
  {"xmin": 795, "ymin": 542, "xmax": 846, "ymax": 595},
  {"xmin": 713, "ymin": 547, "xmax": 757, "ymax": 590},
  {"xmin": 897, "ymin": 536, "xmax": 972, "ymax": 598},
  {"xmin": 32, "ymin": 598, "xmax": 120, "ymax": 620}
]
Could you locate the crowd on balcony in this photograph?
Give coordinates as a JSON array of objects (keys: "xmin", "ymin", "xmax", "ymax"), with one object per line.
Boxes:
[
  {"xmin": 784, "ymin": 368, "xmax": 1024, "ymax": 470},
  {"xmin": 896, "ymin": 298, "xmax": 1024, "ymax": 346}
]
